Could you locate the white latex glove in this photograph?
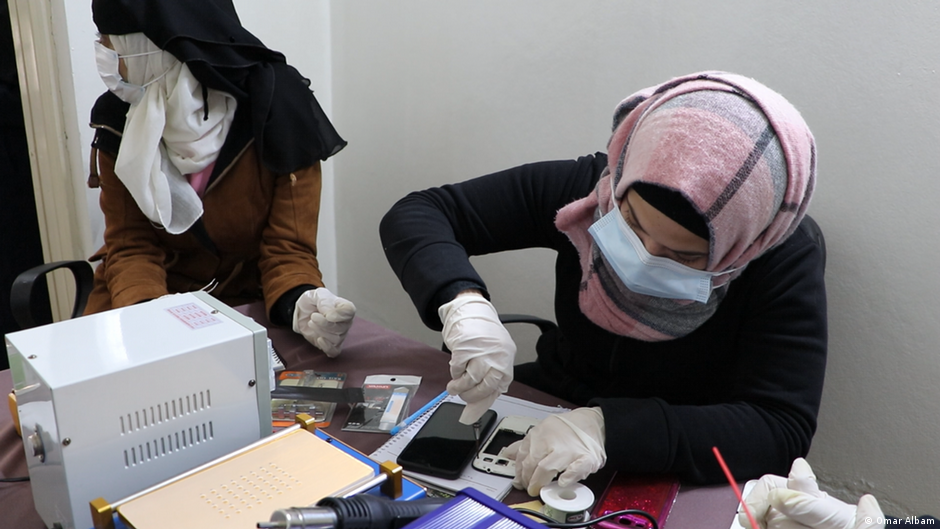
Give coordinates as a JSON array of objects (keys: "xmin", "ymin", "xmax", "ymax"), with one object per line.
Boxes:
[
  {"xmin": 438, "ymin": 293, "xmax": 515, "ymax": 424},
  {"xmin": 741, "ymin": 458, "xmax": 885, "ymax": 529},
  {"xmin": 292, "ymin": 288, "xmax": 356, "ymax": 358},
  {"xmin": 499, "ymin": 407, "xmax": 606, "ymax": 497}
]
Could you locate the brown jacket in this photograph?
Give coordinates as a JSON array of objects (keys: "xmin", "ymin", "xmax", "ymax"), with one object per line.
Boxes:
[{"xmin": 85, "ymin": 142, "xmax": 324, "ymax": 320}]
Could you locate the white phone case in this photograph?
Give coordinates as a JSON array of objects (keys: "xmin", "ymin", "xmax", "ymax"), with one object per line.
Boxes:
[{"xmin": 472, "ymin": 415, "xmax": 539, "ymax": 477}]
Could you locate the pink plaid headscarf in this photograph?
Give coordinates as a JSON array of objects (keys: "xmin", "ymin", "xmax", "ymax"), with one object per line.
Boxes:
[{"xmin": 555, "ymin": 71, "xmax": 816, "ymax": 341}]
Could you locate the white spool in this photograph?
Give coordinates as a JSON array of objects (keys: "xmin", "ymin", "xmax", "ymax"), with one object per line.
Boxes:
[{"xmin": 540, "ymin": 482, "xmax": 595, "ymax": 523}]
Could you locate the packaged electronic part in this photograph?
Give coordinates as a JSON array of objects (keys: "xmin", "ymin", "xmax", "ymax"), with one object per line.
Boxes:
[
  {"xmin": 342, "ymin": 375, "xmax": 421, "ymax": 433},
  {"xmin": 271, "ymin": 371, "xmax": 346, "ymax": 429}
]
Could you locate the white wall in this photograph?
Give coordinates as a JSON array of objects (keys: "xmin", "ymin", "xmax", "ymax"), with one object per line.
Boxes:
[
  {"xmin": 59, "ymin": 0, "xmax": 100, "ymax": 254},
  {"xmin": 330, "ymin": 1, "xmax": 940, "ymax": 515}
]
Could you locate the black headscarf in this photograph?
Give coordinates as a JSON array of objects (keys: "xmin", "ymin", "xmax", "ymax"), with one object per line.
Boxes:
[{"xmin": 90, "ymin": 0, "xmax": 346, "ymax": 173}]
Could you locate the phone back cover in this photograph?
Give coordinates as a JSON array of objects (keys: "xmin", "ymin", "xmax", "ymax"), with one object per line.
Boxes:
[{"xmin": 591, "ymin": 473, "xmax": 680, "ymax": 529}]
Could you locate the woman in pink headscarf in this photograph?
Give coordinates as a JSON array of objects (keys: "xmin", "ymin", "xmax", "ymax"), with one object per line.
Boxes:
[{"xmin": 380, "ymin": 71, "xmax": 826, "ymax": 495}]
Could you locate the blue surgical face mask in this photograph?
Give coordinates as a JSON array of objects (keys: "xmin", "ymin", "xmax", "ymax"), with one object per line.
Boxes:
[
  {"xmin": 588, "ymin": 202, "xmax": 733, "ymax": 303},
  {"xmin": 94, "ymin": 41, "xmax": 164, "ymax": 104}
]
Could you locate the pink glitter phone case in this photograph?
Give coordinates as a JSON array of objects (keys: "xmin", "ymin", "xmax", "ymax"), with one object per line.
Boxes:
[{"xmin": 591, "ymin": 473, "xmax": 680, "ymax": 529}]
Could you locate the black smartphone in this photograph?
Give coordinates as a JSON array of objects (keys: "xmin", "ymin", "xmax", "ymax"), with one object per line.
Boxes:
[{"xmin": 397, "ymin": 402, "xmax": 497, "ymax": 480}]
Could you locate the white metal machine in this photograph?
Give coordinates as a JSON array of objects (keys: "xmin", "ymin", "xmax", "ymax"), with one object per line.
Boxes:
[{"xmin": 5, "ymin": 292, "xmax": 272, "ymax": 529}]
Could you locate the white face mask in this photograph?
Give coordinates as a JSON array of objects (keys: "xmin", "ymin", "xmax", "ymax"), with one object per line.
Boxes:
[
  {"xmin": 94, "ymin": 41, "xmax": 164, "ymax": 104},
  {"xmin": 588, "ymin": 202, "xmax": 734, "ymax": 304}
]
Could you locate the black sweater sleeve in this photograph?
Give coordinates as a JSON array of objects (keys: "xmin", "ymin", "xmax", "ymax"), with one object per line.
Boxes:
[
  {"xmin": 593, "ymin": 217, "xmax": 828, "ymax": 483},
  {"xmin": 379, "ymin": 154, "xmax": 605, "ymax": 329}
]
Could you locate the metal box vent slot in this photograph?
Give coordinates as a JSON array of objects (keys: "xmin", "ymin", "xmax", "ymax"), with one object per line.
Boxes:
[
  {"xmin": 120, "ymin": 390, "xmax": 212, "ymax": 434},
  {"xmin": 124, "ymin": 421, "xmax": 215, "ymax": 468}
]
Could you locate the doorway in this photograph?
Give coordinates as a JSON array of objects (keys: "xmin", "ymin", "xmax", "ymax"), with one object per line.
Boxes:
[{"xmin": 1, "ymin": 3, "xmax": 50, "ymax": 370}]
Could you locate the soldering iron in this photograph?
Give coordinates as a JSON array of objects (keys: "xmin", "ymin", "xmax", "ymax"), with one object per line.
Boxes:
[{"xmin": 257, "ymin": 494, "xmax": 449, "ymax": 529}]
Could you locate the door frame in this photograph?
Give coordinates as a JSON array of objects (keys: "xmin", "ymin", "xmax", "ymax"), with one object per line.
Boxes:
[{"xmin": 8, "ymin": 0, "xmax": 90, "ymax": 321}]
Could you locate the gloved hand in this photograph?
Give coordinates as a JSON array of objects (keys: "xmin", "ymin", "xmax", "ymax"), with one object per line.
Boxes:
[
  {"xmin": 292, "ymin": 288, "xmax": 356, "ymax": 358},
  {"xmin": 741, "ymin": 458, "xmax": 885, "ymax": 529},
  {"xmin": 499, "ymin": 407, "xmax": 606, "ymax": 497},
  {"xmin": 438, "ymin": 293, "xmax": 515, "ymax": 424}
]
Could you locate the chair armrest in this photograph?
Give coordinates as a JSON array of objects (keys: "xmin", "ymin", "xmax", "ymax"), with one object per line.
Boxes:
[
  {"xmin": 10, "ymin": 260, "xmax": 94, "ymax": 330},
  {"xmin": 440, "ymin": 313, "xmax": 558, "ymax": 353},
  {"xmin": 498, "ymin": 314, "xmax": 558, "ymax": 335}
]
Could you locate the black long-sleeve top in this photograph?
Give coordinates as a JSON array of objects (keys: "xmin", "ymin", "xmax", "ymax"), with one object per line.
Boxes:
[{"xmin": 380, "ymin": 153, "xmax": 828, "ymax": 485}]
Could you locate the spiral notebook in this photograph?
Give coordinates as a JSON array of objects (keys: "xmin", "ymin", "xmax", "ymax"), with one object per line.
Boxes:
[{"xmin": 369, "ymin": 394, "xmax": 569, "ymax": 499}]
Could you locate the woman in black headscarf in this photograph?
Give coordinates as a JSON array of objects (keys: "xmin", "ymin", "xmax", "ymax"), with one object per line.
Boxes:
[{"xmin": 86, "ymin": 0, "xmax": 354, "ymax": 357}]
